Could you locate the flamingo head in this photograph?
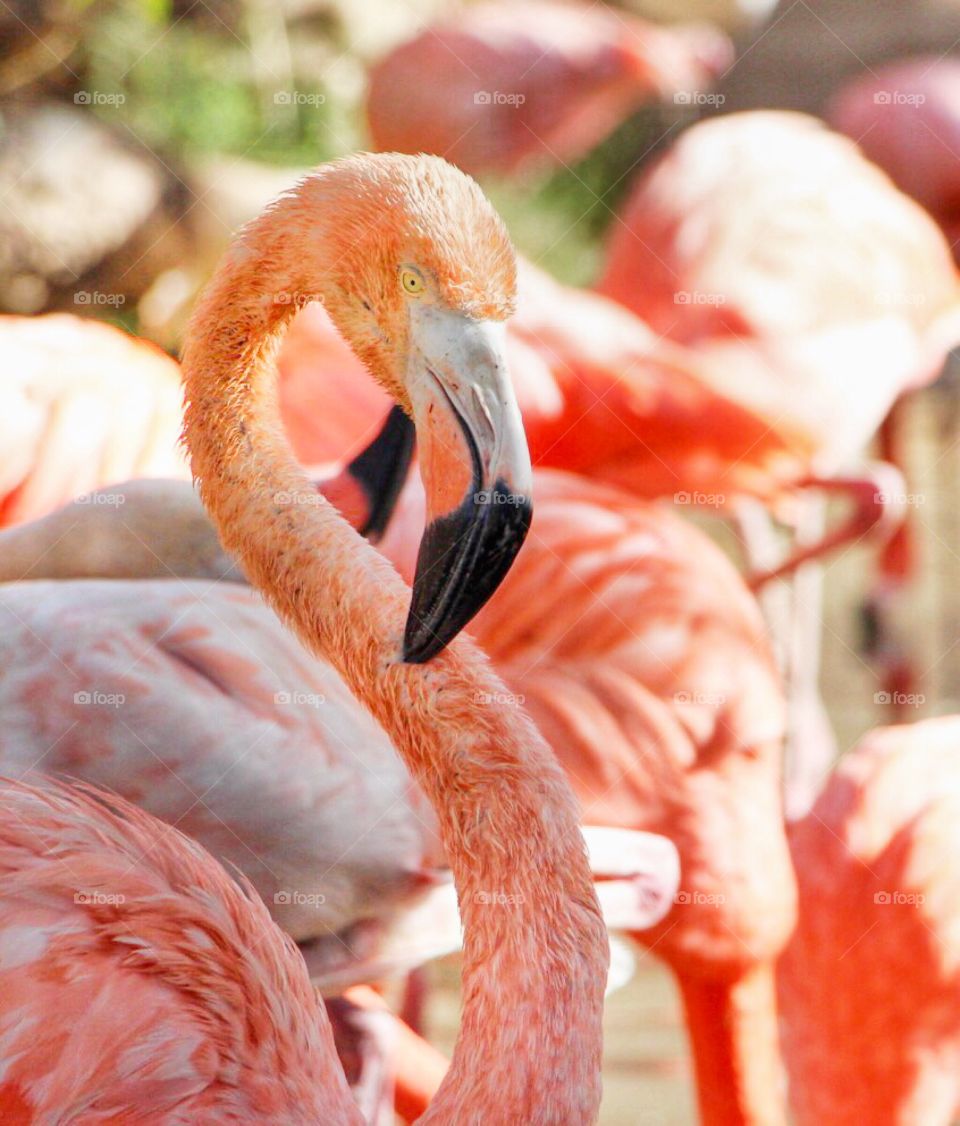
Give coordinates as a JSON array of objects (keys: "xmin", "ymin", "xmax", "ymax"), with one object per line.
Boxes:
[{"xmin": 307, "ymin": 152, "xmax": 532, "ymax": 662}]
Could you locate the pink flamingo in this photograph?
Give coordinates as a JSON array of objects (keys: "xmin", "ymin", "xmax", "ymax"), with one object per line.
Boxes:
[
  {"xmin": 827, "ymin": 57, "xmax": 960, "ymax": 258},
  {"xmin": 0, "ymin": 313, "xmax": 187, "ymax": 526},
  {"xmin": 366, "ymin": 1, "xmax": 730, "ymax": 178},
  {"xmin": 0, "ymin": 775, "xmax": 364, "ymax": 1121},
  {"xmin": 592, "ymin": 109, "xmax": 960, "ymax": 744},
  {"xmin": 2, "ymin": 151, "xmax": 610, "ymax": 1120},
  {"xmin": 596, "ymin": 110, "xmax": 960, "ymax": 511},
  {"xmin": 0, "ymin": 577, "xmax": 443, "ymax": 969},
  {"xmin": 779, "ymin": 715, "xmax": 960, "ymax": 1125}
]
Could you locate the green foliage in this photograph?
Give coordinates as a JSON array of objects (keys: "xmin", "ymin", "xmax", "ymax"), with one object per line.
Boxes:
[{"xmin": 84, "ymin": 2, "xmax": 358, "ymax": 164}]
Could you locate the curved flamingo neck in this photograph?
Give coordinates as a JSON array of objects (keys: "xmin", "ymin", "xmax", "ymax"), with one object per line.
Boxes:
[{"xmin": 180, "ymin": 193, "xmax": 608, "ymax": 1123}]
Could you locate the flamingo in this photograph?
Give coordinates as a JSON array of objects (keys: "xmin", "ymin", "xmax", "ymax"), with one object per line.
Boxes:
[
  {"xmin": 778, "ymin": 715, "xmax": 960, "ymax": 1125},
  {"xmin": 365, "ymin": 1, "xmax": 731, "ymax": 179},
  {"xmin": 0, "ymin": 577, "xmax": 444, "ymax": 968},
  {"xmin": 2, "ymin": 151, "xmax": 610, "ymax": 1120},
  {"xmin": 0, "ymin": 314, "xmax": 188, "ymax": 526},
  {"xmin": 826, "ymin": 57, "xmax": 960, "ymax": 259},
  {"xmin": 596, "ymin": 110, "xmax": 960, "ymax": 498},
  {"xmin": 0, "ymin": 775, "xmax": 368, "ymax": 1121}
]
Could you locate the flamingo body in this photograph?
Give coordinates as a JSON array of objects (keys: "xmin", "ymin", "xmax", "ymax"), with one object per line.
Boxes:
[
  {"xmin": 366, "ymin": 1, "xmax": 730, "ymax": 177},
  {"xmin": 598, "ymin": 111, "xmax": 960, "ymax": 478},
  {"xmin": 780, "ymin": 716, "xmax": 960, "ymax": 1125},
  {"xmin": 0, "ymin": 579, "xmax": 440, "ymax": 972},
  {"xmin": 0, "ymin": 777, "xmax": 356, "ymax": 1123},
  {"xmin": 0, "ymin": 314, "xmax": 187, "ymax": 527}
]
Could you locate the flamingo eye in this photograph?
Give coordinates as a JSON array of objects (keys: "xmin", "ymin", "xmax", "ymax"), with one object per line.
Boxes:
[{"xmin": 400, "ymin": 268, "xmax": 425, "ymax": 296}]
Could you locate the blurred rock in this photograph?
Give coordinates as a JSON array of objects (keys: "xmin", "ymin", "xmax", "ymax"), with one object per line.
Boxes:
[{"xmin": 0, "ymin": 103, "xmax": 195, "ymax": 315}]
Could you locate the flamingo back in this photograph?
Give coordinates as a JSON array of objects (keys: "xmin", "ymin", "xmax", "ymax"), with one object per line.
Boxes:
[{"xmin": 0, "ymin": 776, "xmax": 356, "ymax": 1123}]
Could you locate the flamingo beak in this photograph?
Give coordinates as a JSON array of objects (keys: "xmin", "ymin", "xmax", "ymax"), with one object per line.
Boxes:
[
  {"xmin": 320, "ymin": 405, "xmax": 415, "ymax": 542},
  {"xmin": 402, "ymin": 307, "xmax": 532, "ymax": 663}
]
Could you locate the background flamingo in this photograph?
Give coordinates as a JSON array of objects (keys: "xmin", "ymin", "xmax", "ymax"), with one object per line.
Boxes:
[
  {"xmin": 365, "ymin": 1, "xmax": 731, "ymax": 179},
  {"xmin": 596, "ymin": 111, "xmax": 959, "ymax": 493},
  {"xmin": 779, "ymin": 715, "xmax": 960, "ymax": 1125},
  {"xmin": 0, "ymin": 775, "xmax": 364, "ymax": 1121},
  {"xmin": 0, "ymin": 578, "xmax": 444, "ymax": 971},
  {"xmin": 0, "ymin": 314, "xmax": 188, "ymax": 527}
]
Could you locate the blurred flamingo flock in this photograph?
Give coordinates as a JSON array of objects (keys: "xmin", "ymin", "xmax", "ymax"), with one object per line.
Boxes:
[{"xmin": 4, "ymin": 1, "xmax": 960, "ymax": 1123}]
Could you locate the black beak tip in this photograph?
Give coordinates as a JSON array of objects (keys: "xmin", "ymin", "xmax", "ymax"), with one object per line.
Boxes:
[{"xmin": 400, "ymin": 484, "xmax": 532, "ymax": 665}]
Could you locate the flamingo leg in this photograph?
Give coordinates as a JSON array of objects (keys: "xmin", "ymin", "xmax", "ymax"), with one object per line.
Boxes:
[
  {"xmin": 734, "ymin": 498, "xmax": 836, "ymax": 819},
  {"xmin": 782, "ymin": 500, "xmax": 837, "ymax": 819},
  {"xmin": 746, "ymin": 465, "xmax": 906, "ymax": 590},
  {"xmin": 859, "ymin": 407, "xmax": 921, "ymax": 719},
  {"xmin": 342, "ymin": 985, "xmax": 449, "ymax": 1125}
]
